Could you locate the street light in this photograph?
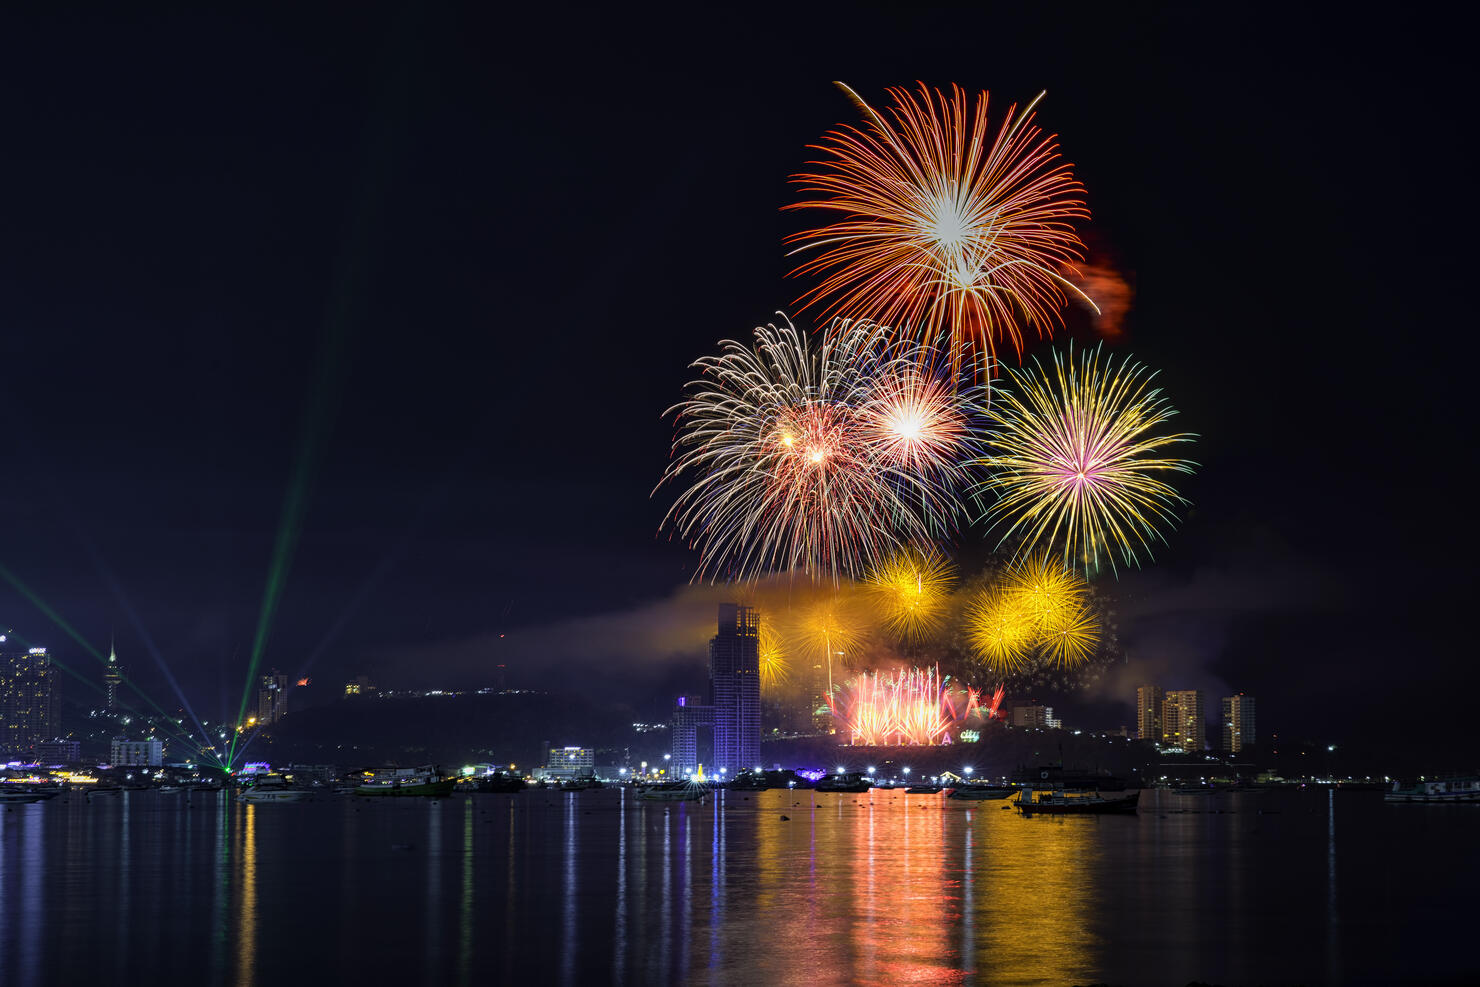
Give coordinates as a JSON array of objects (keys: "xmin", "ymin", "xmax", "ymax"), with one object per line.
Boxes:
[
  {"xmin": 964, "ymin": 766, "xmax": 974, "ymax": 776},
  {"xmin": 903, "ymin": 767, "xmax": 911, "ymax": 777}
]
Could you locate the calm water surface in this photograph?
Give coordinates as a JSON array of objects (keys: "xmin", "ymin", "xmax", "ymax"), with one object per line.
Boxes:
[{"xmin": 0, "ymin": 787, "xmax": 1475, "ymax": 985}]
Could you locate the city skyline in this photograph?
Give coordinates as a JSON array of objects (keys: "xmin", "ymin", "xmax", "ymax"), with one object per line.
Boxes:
[{"xmin": 0, "ymin": 7, "xmax": 1473, "ymax": 770}]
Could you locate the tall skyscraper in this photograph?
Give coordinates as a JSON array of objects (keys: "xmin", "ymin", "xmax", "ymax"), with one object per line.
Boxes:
[
  {"xmin": 104, "ymin": 638, "xmax": 124, "ymax": 710},
  {"xmin": 257, "ymin": 669, "xmax": 289, "ymax": 726},
  {"xmin": 1, "ymin": 646, "xmax": 60, "ymax": 755},
  {"xmin": 1221, "ymin": 693, "xmax": 1256, "ymax": 753},
  {"xmin": 1162, "ymin": 690, "xmax": 1205, "ymax": 751},
  {"xmin": 1136, "ymin": 684, "xmax": 1164, "ymax": 741},
  {"xmin": 709, "ymin": 603, "xmax": 760, "ymax": 775}
]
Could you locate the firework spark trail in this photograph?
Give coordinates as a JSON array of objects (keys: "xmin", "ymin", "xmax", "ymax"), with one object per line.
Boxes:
[
  {"xmin": 787, "ymin": 83, "xmax": 1093, "ymax": 369},
  {"xmin": 657, "ymin": 316, "xmax": 977, "ymax": 582},
  {"xmin": 976, "ymin": 343, "xmax": 1197, "ymax": 575}
]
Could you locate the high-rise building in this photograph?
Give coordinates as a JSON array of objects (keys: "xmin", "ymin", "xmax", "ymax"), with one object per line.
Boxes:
[
  {"xmin": 344, "ymin": 675, "xmax": 377, "ymax": 699},
  {"xmin": 710, "ymin": 604, "xmax": 761, "ymax": 775},
  {"xmin": 1136, "ymin": 685, "xmax": 1164, "ymax": 741},
  {"xmin": 1, "ymin": 647, "xmax": 60, "ymax": 756},
  {"xmin": 1011, "ymin": 704, "xmax": 1057, "ymax": 729},
  {"xmin": 104, "ymin": 638, "xmax": 124, "ymax": 710},
  {"xmin": 35, "ymin": 738, "xmax": 81, "ymax": 764},
  {"xmin": 111, "ymin": 737, "xmax": 163, "ymax": 767},
  {"xmin": 1162, "ymin": 690, "xmax": 1205, "ymax": 751},
  {"xmin": 257, "ymin": 669, "xmax": 289, "ymax": 726},
  {"xmin": 1221, "ymin": 693, "xmax": 1256, "ymax": 753}
]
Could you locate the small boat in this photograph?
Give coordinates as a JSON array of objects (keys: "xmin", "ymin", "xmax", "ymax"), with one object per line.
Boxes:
[
  {"xmin": 636, "ymin": 782, "xmax": 707, "ymax": 802},
  {"xmin": 815, "ymin": 772, "xmax": 872, "ymax": 793},
  {"xmin": 1385, "ymin": 777, "xmax": 1480, "ymax": 804},
  {"xmin": 0, "ymin": 786, "xmax": 61, "ymax": 804},
  {"xmin": 239, "ymin": 787, "xmax": 311, "ymax": 803},
  {"xmin": 475, "ymin": 773, "xmax": 526, "ymax": 794},
  {"xmin": 158, "ymin": 786, "xmax": 184, "ymax": 794},
  {"xmin": 904, "ymin": 785, "xmax": 943, "ymax": 795},
  {"xmin": 947, "ymin": 784, "xmax": 1016, "ymax": 801},
  {"xmin": 86, "ymin": 786, "xmax": 124, "ymax": 799},
  {"xmin": 1017, "ymin": 790, "xmax": 1140, "ymax": 815},
  {"xmin": 560, "ymin": 776, "xmax": 604, "ymax": 791},
  {"xmin": 355, "ymin": 766, "xmax": 456, "ymax": 798}
]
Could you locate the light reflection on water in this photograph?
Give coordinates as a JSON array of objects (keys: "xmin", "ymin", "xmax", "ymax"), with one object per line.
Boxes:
[{"xmin": 0, "ymin": 787, "xmax": 1475, "ymax": 985}]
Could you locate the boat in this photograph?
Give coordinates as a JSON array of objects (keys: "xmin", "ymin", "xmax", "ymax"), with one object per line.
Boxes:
[
  {"xmin": 0, "ymin": 785, "xmax": 61, "ymax": 804},
  {"xmin": 1017, "ymin": 790, "xmax": 1140, "ymax": 815},
  {"xmin": 947, "ymin": 784, "xmax": 1016, "ymax": 801},
  {"xmin": 560, "ymin": 776, "xmax": 604, "ymax": 791},
  {"xmin": 86, "ymin": 786, "xmax": 123, "ymax": 799},
  {"xmin": 636, "ymin": 781, "xmax": 707, "ymax": 802},
  {"xmin": 355, "ymin": 766, "xmax": 456, "ymax": 798},
  {"xmin": 1384, "ymin": 777, "xmax": 1480, "ymax": 804},
  {"xmin": 904, "ymin": 784, "xmax": 943, "ymax": 795},
  {"xmin": 475, "ymin": 773, "xmax": 526, "ymax": 794},
  {"xmin": 815, "ymin": 772, "xmax": 872, "ymax": 793},
  {"xmin": 239, "ymin": 786, "xmax": 311, "ymax": 803},
  {"xmin": 158, "ymin": 785, "xmax": 184, "ymax": 794}
]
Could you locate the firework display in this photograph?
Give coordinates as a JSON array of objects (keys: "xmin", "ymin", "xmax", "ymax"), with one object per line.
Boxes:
[
  {"xmin": 827, "ymin": 665, "xmax": 980, "ymax": 745},
  {"xmin": 658, "ymin": 317, "xmax": 978, "ymax": 581},
  {"xmin": 787, "ymin": 83, "xmax": 1092, "ymax": 367},
  {"xmin": 976, "ymin": 344, "xmax": 1197, "ymax": 574},
  {"xmin": 866, "ymin": 548, "xmax": 957, "ymax": 642},
  {"xmin": 655, "ymin": 79, "xmax": 1200, "ymax": 712}
]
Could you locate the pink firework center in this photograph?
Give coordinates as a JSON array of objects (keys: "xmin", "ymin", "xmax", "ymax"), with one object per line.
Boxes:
[{"xmin": 828, "ymin": 665, "xmax": 986, "ymax": 746}]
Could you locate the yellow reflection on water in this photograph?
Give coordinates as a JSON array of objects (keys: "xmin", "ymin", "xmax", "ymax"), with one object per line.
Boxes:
[
  {"xmin": 974, "ymin": 804, "xmax": 1098, "ymax": 984},
  {"xmin": 235, "ymin": 803, "xmax": 257, "ymax": 987}
]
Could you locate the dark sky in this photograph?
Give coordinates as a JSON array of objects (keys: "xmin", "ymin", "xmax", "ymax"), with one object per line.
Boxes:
[{"xmin": 1, "ymin": 7, "xmax": 1471, "ymax": 760}]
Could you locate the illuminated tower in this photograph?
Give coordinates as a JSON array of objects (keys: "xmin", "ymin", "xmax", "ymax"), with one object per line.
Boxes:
[
  {"xmin": 1221, "ymin": 694, "xmax": 1256, "ymax": 753},
  {"xmin": 256, "ymin": 669, "xmax": 289, "ymax": 726},
  {"xmin": 1162, "ymin": 690, "xmax": 1205, "ymax": 751},
  {"xmin": 0, "ymin": 646, "xmax": 61, "ymax": 755},
  {"xmin": 709, "ymin": 604, "xmax": 760, "ymax": 775},
  {"xmin": 104, "ymin": 638, "xmax": 124, "ymax": 710},
  {"xmin": 1136, "ymin": 684, "xmax": 1163, "ymax": 741}
]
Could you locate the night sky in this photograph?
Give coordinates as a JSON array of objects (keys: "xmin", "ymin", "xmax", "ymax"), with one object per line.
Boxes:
[{"xmin": 1, "ymin": 7, "xmax": 1471, "ymax": 761}]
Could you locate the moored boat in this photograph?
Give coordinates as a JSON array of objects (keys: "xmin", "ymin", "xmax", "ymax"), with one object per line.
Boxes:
[
  {"xmin": 947, "ymin": 784, "xmax": 1016, "ymax": 801},
  {"xmin": 815, "ymin": 772, "xmax": 872, "ymax": 793},
  {"xmin": 1017, "ymin": 790, "xmax": 1140, "ymax": 815},
  {"xmin": 1384, "ymin": 777, "xmax": 1480, "ymax": 803},
  {"xmin": 904, "ymin": 785, "xmax": 943, "ymax": 795},
  {"xmin": 0, "ymin": 785, "xmax": 61, "ymax": 804},
  {"xmin": 636, "ymin": 781, "xmax": 707, "ymax": 802},
  {"xmin": 355, "ymin": 766, "xmax": 456, "ymax": 798}
]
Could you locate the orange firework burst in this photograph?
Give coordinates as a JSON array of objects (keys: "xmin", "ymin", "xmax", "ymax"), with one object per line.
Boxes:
[
  {"xmin": 757, "ymin": 617, "xmax": 788, "ymax": 689},
  {"xmin": 787, "ymin": 82, "xmax": 1093, "ymax": 368},
  {"xmin": 965, "ymin": 585, "xmax": 1037, "ymax": 673}
]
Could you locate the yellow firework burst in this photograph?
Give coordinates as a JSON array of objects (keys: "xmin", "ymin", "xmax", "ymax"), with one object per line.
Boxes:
[
  {"xmin": 978, "ymin": 343, "xmax": 1197, "ymax": 575},
  {"xmin": 1006, "ymin": 552, "xmax": 1089, "ymax": 635},
  {"xmin": 1039, "ymin": 601, "xmax": 1100, "ymax": 668},
  {"xmin": 965, "ymin": 586, "xmax": 1036, "ymax": 673},
  {"xmin": 866, "ymin": 548, "xmax": 957, "ymax": 642},
  {"xmin": 758, "ymin": 617, "xmax": 788, "ymax": 689}
]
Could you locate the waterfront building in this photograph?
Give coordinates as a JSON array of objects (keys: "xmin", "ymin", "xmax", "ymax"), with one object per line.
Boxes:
[
  {"xmin": 111, "ymin": 737, "xmax": 163, "ymax": 767},
  {"xmin": 542, "ymin": 746, "xmax": 594, "ymax": 779},
  {"xmin": 1, "ymin": 646, "xmax": 60, "ymax": 755},
  {"xmin": 104, "ymin": 639, "xmax": 124, "ymax": 710},
  {"xmin": 1136, "ymin": 684, "xmax": 1164, "ymax": 741},
  {"xmin": 1162, "ymin": 690, "xmax": 1206, "ymax": 751},
  {"xmin": 35, "ymin": 738, "xmax": 81, "ymax": 764},
  {"xmin": 709, "ymin": 603, "xmax": 760, "ymax": 775},
  {"xmin": 257, "ymin": 669, "xmax": 289, "ymax": 725},
  {"xmin": 1221, "ymin": 693, "xmax": 1256, "ymax": 752}
]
